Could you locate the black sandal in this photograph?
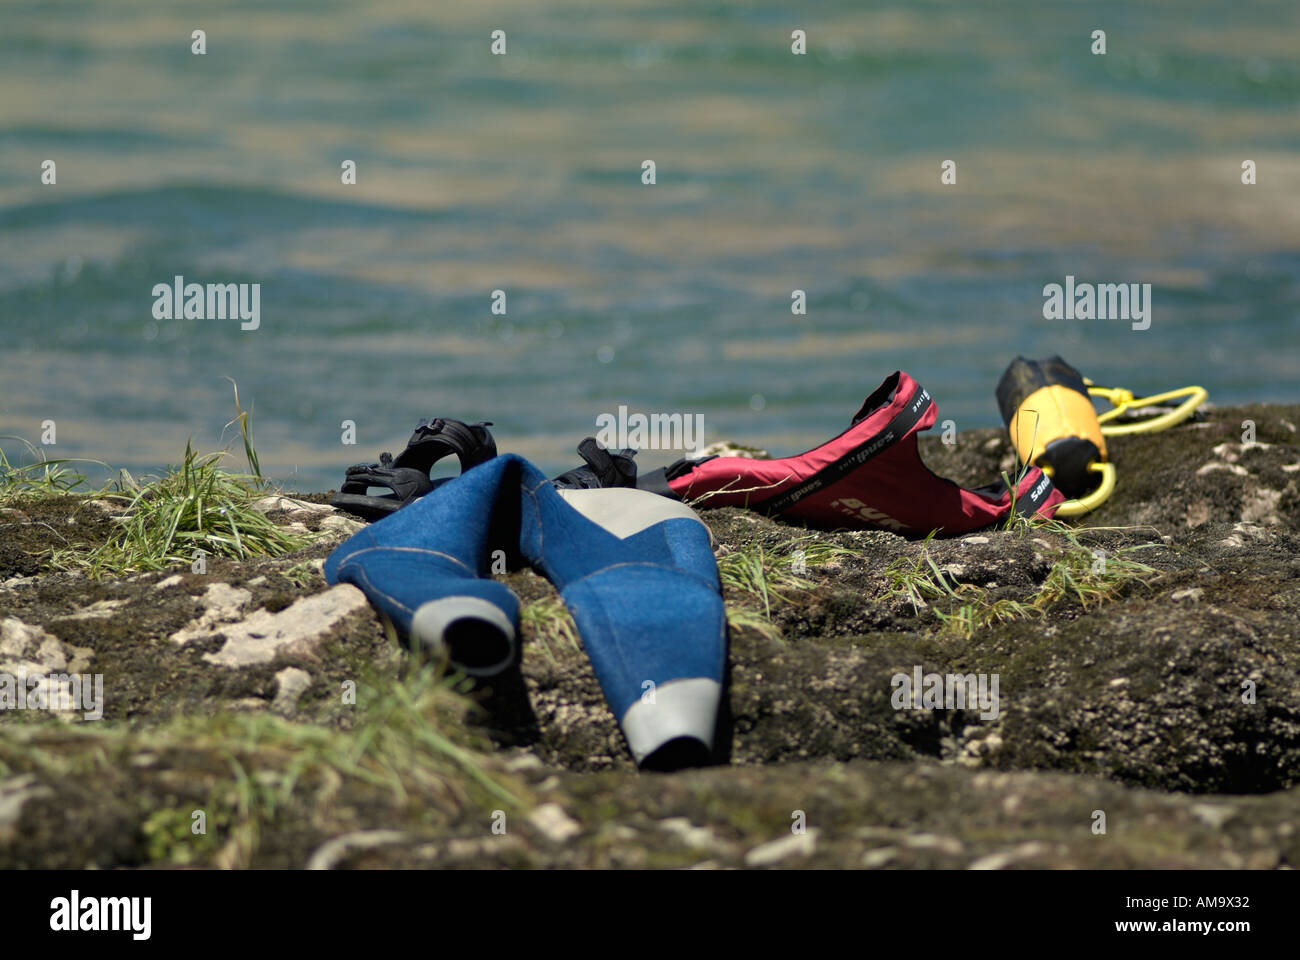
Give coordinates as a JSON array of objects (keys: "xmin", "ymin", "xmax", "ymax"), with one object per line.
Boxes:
[
  {"xmin": 331, "ymin": 418, "xmax": 497, "ymax": 521},
  {"xmin": 551, "ymin": 437, "xmax": 638, "ymax": 490}
]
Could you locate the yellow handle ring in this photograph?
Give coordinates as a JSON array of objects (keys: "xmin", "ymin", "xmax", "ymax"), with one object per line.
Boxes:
[
  {"xmin": 1042, "ymin": 461, "xmax": 1117, "ymax": 518},
  {"xmin": 1084, "ymin": 382, "xmax": 1208, "ymax": 437}
]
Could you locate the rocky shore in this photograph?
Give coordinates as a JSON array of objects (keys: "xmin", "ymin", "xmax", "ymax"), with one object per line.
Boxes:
[{"xmin": 2, "ymin": 402, "xmax": 1298, "ymax": 868}]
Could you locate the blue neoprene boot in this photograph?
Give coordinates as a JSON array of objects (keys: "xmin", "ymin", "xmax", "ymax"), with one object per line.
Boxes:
[
  {"xmin": 523, "ymin": 481, "xmax": 727, "ymax": 767},
  {"xmin": 324, "ymin": 454, "xmax": 727, "ymax": 767},
  {"xmin": 323, "ymin": 456, "xmax": 523, "ymax": 677}
]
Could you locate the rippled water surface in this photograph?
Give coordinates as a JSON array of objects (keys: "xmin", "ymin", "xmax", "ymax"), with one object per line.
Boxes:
[{"xmin": 1, "ymin": 0, "xmax": 1297, "ymax": 489}]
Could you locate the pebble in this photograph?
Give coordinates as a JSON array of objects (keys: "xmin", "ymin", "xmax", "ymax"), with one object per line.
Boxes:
[
  {"xmin": 305, "ymin": 830, "xmax": 409, "ymax": 870},
  {"xmin": 744, "ymin": 829, "xmax": 819, "ymax": 866},
  {"xmin": 528, "ymin": 803, "xmax": 582, "ymax": 844},
  {"xmin": 1195, "ymin": 462, "xmax": 1248, "ymax": 477},
  {"xmin": 658, "ymin": 817, "xmax": 716, "ymax": 849},
  {"xmin": 251, "ymin": 495, "xmax": 335, "ymax": 516},
  {"xmin": 861, "ymin": 846, "xmax": 899, "ymax": 868},
  {"xmin": 504, "ymin": 753, "xmax": 545, "ymax": 773},
  {"xmin": 319, "ymin": 515, "xmax": 365, "ymax": 537},
  {"xmin": 903, "ymin": 833, "xmax": 964, "ymax": 855},
  {"xmin": 272, "ymin": 667, "xmax": 313, "ymax": 714},
  {"xmin": 58, "ymin": 599, "xmax": 128, "ymax": 621},
  {"xmin": 967, "ymin": 842, "xmax": 1047, "ymax": 871},
  {"xmin": 1190, "ymin": 804, "xmax": 1236, "ymax": 830}
]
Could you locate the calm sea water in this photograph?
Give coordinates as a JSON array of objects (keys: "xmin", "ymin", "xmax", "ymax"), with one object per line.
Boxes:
[{"xmin": 2, "ymin": 0, "xmax": 1298, "ymax": 491}]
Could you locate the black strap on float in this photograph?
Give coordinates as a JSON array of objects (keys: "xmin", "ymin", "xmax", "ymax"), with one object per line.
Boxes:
[{"xmin": 636, "ymin": 453, "xmax": 713, "ymax": 499}]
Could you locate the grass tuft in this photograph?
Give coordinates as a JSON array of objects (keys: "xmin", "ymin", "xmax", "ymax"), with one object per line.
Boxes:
[
  {"xmin": 520, "ymin": 595, "xmax": 582, "ymax": 661},
  {"xmin": 716, "ymin": 536, "xmax": 855, "ymax": 638},
  {"xmin": 0, "ymin": 435, "xmax": 107, "ymax": 505},
  {"xmin": 50, "ymin": 441, "xmax": 305, "ymax": 576},
  {"xmin": 223, "ymin": 377, "xmax": 262, "ymax": 481},
  {"xmin": 1030, "ymin": 522, "xmax": 1161, "ymax": 611},
  {"xmin": 885, "ymin": 522, "xmax": 1161, "ymax": 639}
]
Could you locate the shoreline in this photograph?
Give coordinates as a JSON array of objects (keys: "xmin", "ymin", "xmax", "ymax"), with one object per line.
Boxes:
[{"xmin": 2, "ymin": 401, "xmax": 1298, "ymax": 868}]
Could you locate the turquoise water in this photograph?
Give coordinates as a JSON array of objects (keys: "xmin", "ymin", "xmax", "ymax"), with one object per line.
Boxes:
[{"xmin": 1, "ymin": 0, "xmax": 1297, "ymax": 491}]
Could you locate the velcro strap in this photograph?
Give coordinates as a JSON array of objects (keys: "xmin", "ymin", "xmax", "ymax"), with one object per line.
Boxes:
[
  {"xmin": 577, "ymin": 437, "xmax": 615, "ymax": 479},
  {"xmin": 340, "ymin": 464, "xmax": 434, "ymax": 500},
  {"xmin": 394, "ymin": 418, "xmax": 496, "ymax": 473}
]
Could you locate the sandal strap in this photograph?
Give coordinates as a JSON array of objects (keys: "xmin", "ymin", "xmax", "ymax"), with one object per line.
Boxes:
[
  {"xmin": 551, "ymin": 438, "xmax": 638, "ymax": 489},
  {"xmin": 339, "ymin": 464, "xmax": 435, "ymax": 501},
  {"xmin": 391, "ymin": 418, "xmax": 497, "ymax": 475}
]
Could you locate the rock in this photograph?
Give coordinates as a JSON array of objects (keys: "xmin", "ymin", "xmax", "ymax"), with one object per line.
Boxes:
[
  {"xmin": 58, "ymin": 599, "xmax": 128, "ymax": 620},
  {"xmin": 318, "ymin": 515, "xmax": 365, "ymax": 538},
  {"xmin": 1241, "ymin": 488, "xmax": 1283, "ymax": 525},
  {"xmin": 968, "ymin": 842, "xmax": 1048, "ymax": 870},
  {"xmin": 199, "ymin": 585, "xmax": 371, "ymax": 667},
  {"xmin": 272, "ymin": 667, "xmax": 313, "ymax": 714},
  {"xmin": 1196, "ymin": 462, "xmax": 1249, "ymax": 477},
  {"xmin": 0, "ymin": 617, "xmax": 94, "ymax": 679},
  {"xmin": 503, "ymin": 753, "xmax": 545, "ymax": 773},
  {"xmin": 658, "ymin": 817, "xmax": 716, "ymax": 850},
  {"xmin": 1212, "ymin": 441, "xmax": 1271, "ymax": 461},
  {"xmin": 861, "ymin": 846, "xmax": 899, "ymax": 867},
  {"xmin": 528, "ymin": 803, "xmax": 582, "ymax": 844},
  {"xmin": 1190, "ymin": 804, "xmax": 1236, "ymax": 830},
  {"xmin": 251, "ymin": 496, "xmax": 335, "ymax": 516},
  {"xmin": 744, "ymin": 829, "xmax": 819, "ymax": 866},
  {"xmin": 305, "ymin": 830, "xmax": 409, "ymax": 870},
  {"xmin": 902, "ymin": 833, "xmax": 964, "ymax": 855},
  {"xmin": 170, "ymin": 583, "xmax": 253, "ymax": 646}
]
